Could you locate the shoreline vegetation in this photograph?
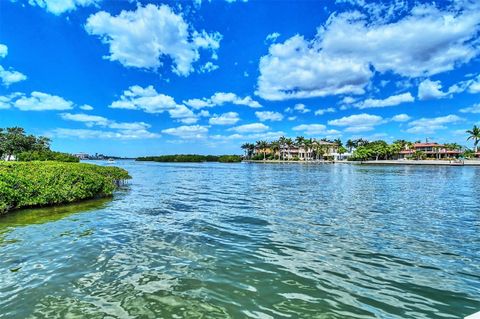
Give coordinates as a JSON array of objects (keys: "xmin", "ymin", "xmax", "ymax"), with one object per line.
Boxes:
[
  {"xmin": 0, "ymin": 162, "xmax": 130, "ymax": 215},
  {"xmin": 0, "ymin": 127, "xmax": 131, "ymax": 215},
  {"xmin": 136, "ymin": 154, "xmax": 242, "ymax": 163}
]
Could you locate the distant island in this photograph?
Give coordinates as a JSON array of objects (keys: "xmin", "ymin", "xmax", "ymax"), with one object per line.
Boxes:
[{"xmin": 136, "ymin": 154, "xmax": 242, "ymax": 163}]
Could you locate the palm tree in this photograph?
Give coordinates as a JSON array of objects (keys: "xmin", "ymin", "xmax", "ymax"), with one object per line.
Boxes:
[
  {"xmin": 346, "ymin": 139, "xmax": 355, "ymax": 152},
  {"xmin": 303, "ymin": 138, "xmax": 313, "ymax": 161},
  {"xmin": 466, "ymin": 125, "xmax": 480, "ymax": 152},
  {"xmin": 241, "ymin": 143, "xmax": 250, "ymax": 159},
  {"xmin": 270, "ymin": 140, "xmax": 280, "ymax": 160},
  {"xmin": 295, "ymin": 136, "xmax": 305, "ymax": 159},
  {"xmin": 256, "ymin": 140, "xmax": 269, "ymax": 160},
  {"xmin": 278, "ymin": 136, "xmax": 287, "ymax": 160},
  {"xmin": 285, "ymin": 138, "xmax": 293, "ymax": 160}
]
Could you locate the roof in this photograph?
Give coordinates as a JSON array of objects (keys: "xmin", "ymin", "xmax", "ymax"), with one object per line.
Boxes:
[{"xmin": 413, "ymin": 143, "xmax": 443, "ymax": 147}]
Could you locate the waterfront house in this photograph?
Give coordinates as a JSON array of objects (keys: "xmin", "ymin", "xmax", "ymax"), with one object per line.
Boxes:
[
  {"xmin": 398, "ymin": 143, "xmax": 461, "ymax": 159},
  {"xmin": 254, "ymin": 140, "xmax": 339, "ymax": 160}
]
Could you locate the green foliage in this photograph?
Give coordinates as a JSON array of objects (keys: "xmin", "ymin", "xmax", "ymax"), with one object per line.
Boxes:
[
  {"xmin": 0, "ymin": 127, "xmax": 51, "ymax": 159},
  {"xmin": 251, "ymin": 153, "xmax": 264, "ymax": 160},
  {"xmin": 218, "ymin": 155, "xmax": 242, "ymax": 163},
  {"xmin": 137, "ymin": 154, "xmax": 242, "ymax": 163},
  {"xmin": 16, "ymin": 150, "xmax": 79, "ymax": 162},
  {"xmin": 0, "ymin": 162, "xmax": 130, "ymax": 214}
]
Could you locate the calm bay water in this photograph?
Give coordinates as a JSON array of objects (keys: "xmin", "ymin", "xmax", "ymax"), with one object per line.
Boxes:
[{"xmin": 0, "ymin": 161, "xmax": 479, "ymax": 318}]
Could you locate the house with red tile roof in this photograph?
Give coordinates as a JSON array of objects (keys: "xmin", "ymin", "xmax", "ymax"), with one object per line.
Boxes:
[{"xmin": 398, "ymin": 142, "xmax": 462, "ymax": 159}]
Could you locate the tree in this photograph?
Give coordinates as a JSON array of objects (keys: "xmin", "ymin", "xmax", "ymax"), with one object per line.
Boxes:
[
  {"xmin": 270, "ymin": 140, "xmax": 280, "ymax": 160},
  {"xmin": 467, "ymin": 125, "xmax": 480, "ymax": 152},
  {"xmin": 333, "ymin": 138, "xmax": 343, "ymax": 147},
  {"xmin": 303, "ymin": 138, "xmax": 313, "ymax": 161},
  {"xmin": 278, "ymin": 136, "xmax": 287, "ymax": 160},
  {"xmin": 285, "ymin": 138, "xmax": 294, "ymax": 160},
  {"xmin": 241, "ymin": 143, "xmax": 250, "ymax": 159},
  {"xmin": 256, "ymin": 140, "xmax": 269, "ymax": 160},
  {"xmin": 346, "ymin": 139, "xmax": 355, "ymax": 152}
]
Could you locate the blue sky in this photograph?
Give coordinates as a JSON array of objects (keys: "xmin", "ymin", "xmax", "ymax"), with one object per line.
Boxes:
[{"xmin": 1, "ymin": 0, "xmax": 480, "ymax": 156}]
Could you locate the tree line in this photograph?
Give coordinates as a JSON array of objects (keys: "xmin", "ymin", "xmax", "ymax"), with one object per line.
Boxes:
[{"xmin": 0, "ymin": 127, "xmax": 78, "ymax": 162}]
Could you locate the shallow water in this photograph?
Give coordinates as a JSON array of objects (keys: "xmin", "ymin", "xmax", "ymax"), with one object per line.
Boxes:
[{"xmin": 0, "ymin": 161, "xmax": 479, "ymax": 318}]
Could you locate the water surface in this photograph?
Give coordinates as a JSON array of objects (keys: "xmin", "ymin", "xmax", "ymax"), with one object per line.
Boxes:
[{"xmin": 1, "ymin": 161, "xmax": 479, "ymax": 318}]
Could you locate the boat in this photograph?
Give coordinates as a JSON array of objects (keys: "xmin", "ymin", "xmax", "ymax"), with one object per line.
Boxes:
[{"xmin": 106, "ymin": 158, "xmax": 116, "ymax": 164}]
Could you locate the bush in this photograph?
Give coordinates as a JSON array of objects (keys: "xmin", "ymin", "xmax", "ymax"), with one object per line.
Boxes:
[
  {"xmin": 218, "ymin": 155, "xmax": 242, "ymax": 163},
  {"xmin": 0, "ymin": 162, "xmax": 130, "ymax": 214},
  {"xmin": 16, "ymin": 150, "xmax": 79, "ymax": 162}
]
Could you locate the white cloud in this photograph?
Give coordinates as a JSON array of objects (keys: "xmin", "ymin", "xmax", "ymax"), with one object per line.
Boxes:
[
  {"xmin": 417, "ymin": 79, "xmax": 467, "ymax": 100},
  {"xmin": 467, "ymin": 75, "xmax": 480, "ymax": 93},
  {"xmin": 292, "ymin": 124, "xmax": 341, "ymax": 136},
  {"xmin": 0, "ymin": 65, "xmax": 27, "ymax": 86},
  {"xmin": 60, "ymin": 112, "xmax": 152, "ymax": 132},
  {"xmin": 229, "ymin": 123, "xmax": 269, "ymax": 133},
  {"xmin": 110, "ymin": 85, "xmax": 178, "ymax": 113},
  {"xmin": 27, "ymin": 0, "xmax": 100, "ymax": 15},
  {"xmin": 209, "ymin": 112, "xmax": 240, "ymax": 125},
  {"xmin": 85, "ymin": 4, "xmax": 221, "ymax": 76},
  {"xmin": 257, "ymin": 35, "xmax": 371, "ymax": 100},
  {"xmin": 391, "ymin": 114, "xmax": 411, "ymax": 122},
  {"xmin": 287, "ymin": 116, "xmax": 297, "ymax": 121},
  {"xmin": 79, "ymin": 104, "xmax": 94, "ymax": 111},
  {"xmin": 0, "ymin": 44, "xmax": 7, "ymax": 58},
  {"xmin": 459, "ymin": 103, "xmax": 480, "ymax": 113},
  {"xmin": 255, "ymin": 111, "xmax": 283, "ymax": 122},
  {"xmin": 329, "ymin": 113, "xmax": 384, "ymax": 132},
  {"xmin": 265, "ymin": 32, "xmax": 280, "ymax": 42},
  {"xmin": 13, "ymin": 92, "xmax": 73, "ymax": 111},
  {"xmin": 0, "ymin": 43, "xmax": 27, "ymax": 86},
  {"xmin": 356, "ymin": 92, "xmax": 414, "ymax": 109},
  {"xmin": 314, "ymin": 107, "xmax": 335, "ymax": 116},
  {"xmin": 50, "ymin": 128, "xmax": 160, "ymax": 140},
  {"xmin": 406, "ymin": 114, "xmax": 463, "ymax": 134},
  {"xmin": 198, "ymin": 110, "xmax": 210, "ymax": 117},
  {"xmin": 161, "ymin": 125, "xmax": 208, "ymax": 139},
  {"xmin": 286, "ymin": 103, "xmax": 311, "ymax": 114},
  {"xmin": 257, "ymin": 4, "xmax": 480, "ymax": 100},
  {"xmin": 184, "ymin": 92, "xmax": 262, "ymax": 109},
  {"xmin": 109, "ymin": 85, "xmax": 197, "ymax": 123},
  {"xmin": 199, "ymin": 61, "xmax": 219, "ymax": 73}
]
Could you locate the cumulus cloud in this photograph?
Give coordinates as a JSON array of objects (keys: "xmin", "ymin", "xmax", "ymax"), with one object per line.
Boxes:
[
  {"xmin": 314, "ymin": 107, "xmax": 335, "ymax": 116},
  {"xmin": 285, "ymin": 104, "xmax": 311, "ymax": 114},
  {"xmin": 406, "ymin": 114, "xmax": 463, "ymax": 134},
  {"xmin": 328, "ymin": 113, "xmax": 384, "ymax": 132},
  {"xmin": 391, "ymin": 114, "xmax": 411, "ymax": 122},
  {"xmin": 356, "ymin": 92, "xmax": 414, "ymax": 109},
  {"xmin": 184, "ymin": 92, "xmax": 262, "ymax": 109},
  {"xmin": 209, "ymin": 112, "xmax": 240, "ymax": 125},
  {"xmin": 85, "ymin": 4, "xmax": 221, "ymax": 76},
  {"xmin": 228, "ymin": 123, "xmax": 269, "ymax": 133},
  {"xmin": 459, "ymin": 103, "xmax": 480, "ymax": 113},
  {"xmin": 257, "ymin": 3, "xmax": 480, "ymax": 100},
  {"xmin": 79, "ymin": 104, "xmax": 94, "ymax": 111},
  {"xmin": 161, "ymin": 125, "xmax": 208, "ymax": 139},
  {"xmin": 417, "ymin": 79, "xmax": 467, "ymax": 100},
  {"xmin": 60, "ymin": 112, "xmax": 152, "ymax": 131},
  {"xmin": 255, "ymin": 111, "xmax": 283, "ymax": 122},
  {"xmin": 26, "ymin": 0, "xmax": 100, "ymax": 15},
  {"xmin": 0, "ymin": 43, "xmax": 27, "ymax": 86},
  {"xmin": 292, "ymin": 124, "xmax": 341, "ymax": 136},
  {"xmin": 6, "ymin": 92, "xmax": 74, "ymax": 111},
  {"xmin": 0, "ymin": 65, "xmax": 27, "ymax": 86},
  {"xmin": 109, "ymin": 85, "xmax": 197, "ymax": 123},
  {"xmin": 0, "ymin": 44, "xmax": 7, "ymax": 58},
  {"xmin": 50, "ymin": 128, "xmax": 159, "ymax": 140},
  {"xmin": 265, "ymin": 32, "xmax": 280, "ymax": 42}
]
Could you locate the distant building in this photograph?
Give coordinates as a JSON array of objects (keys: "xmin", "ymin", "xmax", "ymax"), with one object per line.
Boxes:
[
  {"xmin": 398, "ymin": 143, "xmax": 461, "ymax": 159},
  {"xmin": 72, "ymin": 152, "xmax": 89, "ymax": 160},
  {"xmin": 254, "ymin": 140, "xmax": 339, "ymax": 160},
  {"xmin": 1, "ymin": 155, "xmax": 16, "ymax": 161}
]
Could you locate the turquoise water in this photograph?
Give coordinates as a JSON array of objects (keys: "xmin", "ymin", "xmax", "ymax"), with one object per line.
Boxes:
[{"xmin": 0, "ymin": 161, "xmax": 479, "ymax": 318}]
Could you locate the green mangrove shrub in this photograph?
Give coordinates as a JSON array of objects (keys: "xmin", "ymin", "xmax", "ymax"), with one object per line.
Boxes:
[{"xmin": 0, "ymin": 162, "xmax": 131, "ymax": 214}]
